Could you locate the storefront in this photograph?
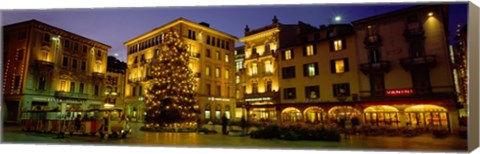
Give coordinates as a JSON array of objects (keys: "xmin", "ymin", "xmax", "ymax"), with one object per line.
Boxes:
[
  {"xmin": 404, "ymin": 104, "xmax": 449, "ymax": 128},
  {"xmin": 281, "ymin": 107, "xmax": 302, "ymax": 122},
  {"xmin": 303, "ymin": 106, "xmax": 326, "ymax": 123},
  {"xmin": 363, "ymin": 105, "xmax": 400, "ymax": 127}
]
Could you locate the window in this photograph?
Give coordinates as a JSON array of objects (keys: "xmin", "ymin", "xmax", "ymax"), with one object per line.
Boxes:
[
  {"xmin": 251, "ymin": 63, "xmax": 258, "ymax": 75},
  {"xmin": 330, "ymin": 58, "xmax": 349, "ymax": 73},
  {"xmin": 206, "ymin": 67, "xmax": 210, "ymax": 76},
  {"xmin": 38, "ymin": 76, "xmax": 46, "ymax": 90},
  {"xmin": 74, "ymin": 43, "xmax": 79, "ymax": 51},
  {"xmin": 70, "ymin": 82, "xmax": 75, "ymax": 93},
  {"xmin": 252, "ymin": 82, "xmax": 258, "ymax": 93},
  {"xmin": 236, "ymin": 61, "xmax": 243, "ymax": 72},
  {"xmin": 283, "ymin": 49, "xmax": 293, "ymax": 60},
  {"xmin": 266, "ymin": 81, "xmax": 272, "ymax": 92},
  {"xmin": 282, "ymin": 66, "xmax": 296, "ymax": 79},
  {"xmin": 314, "ymin": 33, "xmax": 320, "ymax": 40},
  {"xmin": 265, "ymin": 60, "xmax": 273, "ymax": 73},
  {"xmin": 188, "ymin": 30, "xmax": 196, "ymax": 40},
  {"xmin": 206, "ymin": 84, "xmax": 211, "ymax": 95},
  {"xmin": 284, "ymin": 88, "xmax": 296, "ymax": 99},
  {"xmin": 132, "ymin": 86, "xmax": 136, "ymax": 96},
  {"xmin": 327, "ymin": 30, "xmax": 334, "ymax": 38},
  {"xmin": 303, "ymin": 63, "xmax": 318, "ymax": 76},
  {"xmin": 206, "ymin": 49, "xmax": 211, "ymax": 58},
  {"xmin": 217, "ymin": 38, "xmax": 220, "ymax": 47},
  {"xmin": 225, "ymin": 69, "xmax": 229, "ymax": 79},
  {"xmin": 81, "ymin": 61, "xmax": 86, "ymax": 71},
  {"xmin": 367, "ymin": 25, "xmax": 376, "ymax": 36},
  {"xmin": 221, "ymin": 40, "xmax": 225, "ymax": 49},
  {"xmin": 207, "ymin": 36, "xmax": 210, "ymax": 45},
  {"xmin": 333, "ymin": 83, "xmax": 350, "ymax": 97},
  {"xmin": 94, "ymin": 85, "xmax": 99, "ymax": 96},
  {"xmin": 139, "ymin": 86, "xmax": 142, "ymax": 96},
  {"xmin": 79, "ymin": 83, "xmax": 84, "ymax": 94},
  {"xmin": 252, "ymin": 47, "xmax": 257, "ymax": 55},
  {"xmin": 305, "ymin": 86, "xmax": 320, "ymax": 99},
  {"xmin": 225, "ymin": 54, "xmax": 229, "ymax": 62},
  {"xmin": 304, "ymin": 45, "xmax": 315, "ymax": 56},
  {"xmin": 216, "ymin": 85, "xmax": 221, "ymax": 96},
  {"xmin": 72, "ymin": 59, "xmax": 77, "ymax": 69},
  {"xmin": 141, "ymin": 54, "xmax": 145, "ymax": 63},
  {"xmin": 13, "ymin": 75, "xmax": 21, "ymax": 89},
  {"xmin": 60, "ymin": 81, "xmax": 67, "ymax": 91},
  {"xmin": 216, "ymin": 51, "xmax": 221, "ymax": 60},
  {"xmin": 62, "ymin": 56, "xmax": 68, "ymax": 67},
  {"xmin": 96, "ymin": 50, "xmax": 102, "ymax": 57},
  {"xmin": 83, "ymin": 45, "xmax": 87, "ymax": 53},
  {"xmin": 212, "ymin": 37, "xmax": 216, "ymax": 46},
  {"xmin": 43, "ymin": 33, "xmax": 51, "ymax": 43},
  {"xmin": 330, "ymin": 39, "xmax": 346, "ymax": 51},
  {"xmin": 236, "ymin": 75, "xmax": 240, "ymax": 84},
  {"xmin": 64, "ymin": 40, "xmax": 70, "ymax": 49},
  {"xmin": 215, "ymin": 67, "xmax": 221, "ymax": 78},
  {"xmin": 205, "ymin": 104, "xmax": 211, "ymax": 119}
]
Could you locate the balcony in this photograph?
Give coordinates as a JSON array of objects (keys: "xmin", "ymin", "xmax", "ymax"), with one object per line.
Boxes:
[
  {"xmin": 54, "ymin": 91, "xmax": 89, "ymax": 99},
  {"xmin": 403, "ymin": 27, "xmax": 425, "ymax": 40},
  {"xmin": 35, "ymin": 60, "xmax": 54, "ymax": 71},
  {"xmin": 91, "ymin": 72, "xmax": 105, "ymax": 81},
  {"xmin": 360, "ymin": 61, "xmax": 390, "ymax": 75},
  {"xmin": 128, "ymin": 77, "xmax": 145, "ymax": 83},
  {"xmin": 363, "ymin": 35, "xmax": 382, "ymax": 47},
  {"xmin": 400, "ymin": 55, "xmax": 437, "ymax": 71},
  {"xmin": 244, "ymin": 91, "xmax": 280, "ymax": 102}
]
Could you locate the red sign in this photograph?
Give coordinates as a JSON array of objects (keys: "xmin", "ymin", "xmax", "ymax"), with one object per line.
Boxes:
[{"xmin": 385, "ymin": 89, "xmax": 414, "ymax": 96}]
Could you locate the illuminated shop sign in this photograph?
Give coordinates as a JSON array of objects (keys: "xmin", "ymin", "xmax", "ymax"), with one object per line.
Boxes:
[
  {"xmin": 245, "ymin": 97, "xmax": 271, "ymax": 102},
  {"xmin": 208, "ymin": 97, "xmax": 230, "ymax": 102},
  {"xmin": 385, "ymin": 89, "xmax": 414, "ymax": 96},
  {"xmin": 46, "ymin": 98, "xmax": 89, "ymax": 104}
]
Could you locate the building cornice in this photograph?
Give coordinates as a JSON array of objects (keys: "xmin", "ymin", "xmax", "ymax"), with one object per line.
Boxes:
[{"xmin": 240, "ymin": 27, "xmax": 280, "ymax": 43}]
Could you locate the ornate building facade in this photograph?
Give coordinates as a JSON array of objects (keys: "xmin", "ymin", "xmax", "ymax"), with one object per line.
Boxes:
[
  {"xmin": 105, "ymin": 56, "xmax": 127, "ymax": 109},
  {"xmin": 2, "ymin": 20, "xmax": 110, "ymax": 123},
  {"xmin": 123, "ymin": 18, "xmax": 238, "ymax": 122}
]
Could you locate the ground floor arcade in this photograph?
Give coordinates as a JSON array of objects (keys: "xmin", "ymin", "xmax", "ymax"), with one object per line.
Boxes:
[{"xmin": 238, "ymin": 100, "xmax": 459, "ymax": 132}]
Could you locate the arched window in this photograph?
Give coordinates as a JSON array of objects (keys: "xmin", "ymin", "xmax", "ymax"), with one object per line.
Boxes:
[
  {"xmin": 281, "ymin": 107, "xmax": 302, "ymax": 122},
  {"xmin": 303, "ymin": 107, "xmax": 325, "ymax": 123}
]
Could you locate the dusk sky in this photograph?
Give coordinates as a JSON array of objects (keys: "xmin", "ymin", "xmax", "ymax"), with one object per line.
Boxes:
[{"xmin": 1, "ymin": 3, "xmax": 468, "ymax": 62}]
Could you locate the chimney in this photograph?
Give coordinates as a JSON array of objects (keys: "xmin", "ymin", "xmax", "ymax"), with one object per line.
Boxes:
[
  {"xmin": 199, "ymin": 22, "xmax": 210, "ymax": 27},
  {"xmin": 272, "ymin": 15, "xmax": 278, "ymax": 24},
  {"xmin": 244, "ymin": 25, "xmax": 250, "ymax": 33}
]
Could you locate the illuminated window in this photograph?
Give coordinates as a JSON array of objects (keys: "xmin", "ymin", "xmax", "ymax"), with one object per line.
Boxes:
[
  {"xmin": 236, "ymin": 61, "xmax": 243, "ymax": 72},
  {"xmin": 265, "ymin": 60, "xmax": 273, "ymax": 73},
  {"xmin": 333, "ymin": 83, "xmax": 350, "ymax": 97},
  {"xmin": 305, "ymin": 86, "xmax": 319, "ymax": 99},
  {"xmin": 215, "ymin": 67, "xmax": 220, "ymax": 78},
  {"xmin": 334, "ymin": 40, "xmax": 342, "ymax": 51},
  {"xmin": 60, "ymin": 80, "xmax": 67, "ymax": 91},
  {"xmin": 206, "ymin": 67, "xmax": 210, "ymax": 76},
  {"xmin": 225, "ymin": 69, "xmax": 229, "ymax": 79},
  {"xmin": 205, "ymin": 104, "xmax": 211, "ymax": 119},
  {"xmin": 284, "ymin": 50, "xmax": 292, "ymax": 60},
  {"xmin": 225, "ymin": 54, "xmax": 229, "ymax": 62},
  {"xmin": 284, "ymin": 88, "xmax": 296, "ymax": 99},
  {"xmin": 236, "ymin": 90, "xmax": 240, "ymax": 99},
  {"xmin": 252, "ymin": 63, "xmax": 258, "ymax": 75},
  {"xmin": 236, "ymin": 75, "xmax": 240, "ymax": 84},
  {"xmin": 331, "ymin": 58, "xmax": 349, "ymax": 73},
  {"xmin": 305, "ymin": 45, "xmax": 315, "ymax": 56},
  {"xmin": 216, "ymin": 51, "xmax": 221, "ymax": 60},
  {"xmin": 303, "ymin": 63, "xmax": 318, "ymax": 77}
]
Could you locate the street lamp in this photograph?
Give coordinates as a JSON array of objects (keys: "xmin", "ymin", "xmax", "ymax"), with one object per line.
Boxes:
[{"xmin": 334, "ymin": 16, "xmax": 342, "ymax": 23}]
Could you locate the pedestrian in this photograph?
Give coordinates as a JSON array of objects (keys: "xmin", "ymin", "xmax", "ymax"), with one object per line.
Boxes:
[
  {"xmin": 74, "ymin": 115, "xmax": 82, "ymax": 131},
  {"xmin": 221, "ymin": 114, "xmax": 228, "ymax": 135},
  {"xmin": 240, "ymin": 116, "xmax": 247, "ymax": 136}
]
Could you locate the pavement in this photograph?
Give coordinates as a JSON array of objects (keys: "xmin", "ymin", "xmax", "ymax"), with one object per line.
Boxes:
[{"xmin": 1, "ymin": 122, "xmax": 468, "ymax": 152}]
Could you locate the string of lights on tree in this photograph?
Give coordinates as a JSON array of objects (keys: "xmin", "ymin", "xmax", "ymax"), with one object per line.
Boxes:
[{"xmin": 144, "ymin": 28, "xmax": 198, "ymax": 129}]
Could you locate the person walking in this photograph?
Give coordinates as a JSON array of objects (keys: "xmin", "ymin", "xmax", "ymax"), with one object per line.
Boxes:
[
  {"xmin": 240, "ymin": 116, "xmax": 247, "ymax": 136},
  {"xmin": 221, "ymin": 114, "xmax": 228, "ymax": 135}
]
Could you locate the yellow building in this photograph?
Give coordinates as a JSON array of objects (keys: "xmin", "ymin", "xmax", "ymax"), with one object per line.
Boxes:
[
  {"xmin": 123, "ymin": 18, "xmax": 238, "ymax": 123},
  {"xmin": 105, "ymin": 56, "xmax": 127, "ymax": 109},
  {"xmin": 2, "ymin": 20, "xmax": 110, "ymax": 123},
  {"xmin": 234, "ymin": 46, "xmax": 246, "ymax": 120},
  {"xmin": 240, "ymin": 16, "xmax": 300, "ymax": 121},
  {"xmin": 277, "ymin": 23, "xmax": 361, "ymax": 123},
  {"xmin": 353, "ymin": 5, "xmax": 457, "ymax": 131}
]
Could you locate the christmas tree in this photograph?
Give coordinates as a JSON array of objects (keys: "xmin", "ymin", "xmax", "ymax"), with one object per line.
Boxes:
[{"xmin": 144, "ymin": 28, "xmax": 197, "ymax": 130}]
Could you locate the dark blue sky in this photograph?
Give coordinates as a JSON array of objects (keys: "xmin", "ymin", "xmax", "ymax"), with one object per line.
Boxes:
[{"xmin": 1, "ymin": 3, "xmax": 468, "ymax": 62}]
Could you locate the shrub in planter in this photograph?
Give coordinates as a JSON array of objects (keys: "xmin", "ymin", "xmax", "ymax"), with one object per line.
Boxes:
[
  {"xmin": 262, "ymin": 124, "xmax": 281, "ymax": 139},
  {"xmin": 320, "ymin": 130, "xmax": 341, "ymax": 141}
]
